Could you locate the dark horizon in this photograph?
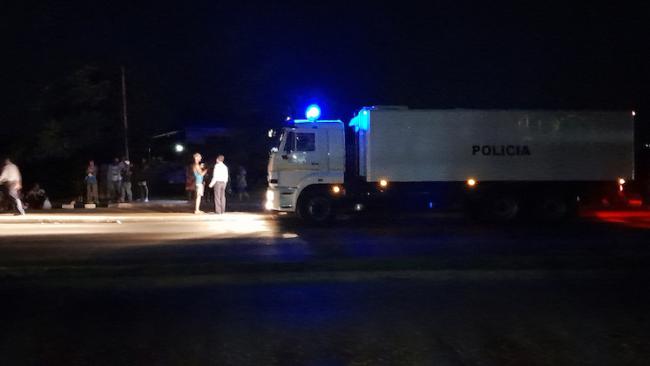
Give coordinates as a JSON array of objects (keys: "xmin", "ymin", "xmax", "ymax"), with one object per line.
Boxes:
[{"xmin": 2, "ymin": 1, "xmax": 647, "ymax": 129}]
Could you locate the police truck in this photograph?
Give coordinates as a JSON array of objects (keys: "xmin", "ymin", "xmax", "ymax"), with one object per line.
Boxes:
[{"xmin": 266, "ymin": 105, "xmax": 636, "ymax": 223}]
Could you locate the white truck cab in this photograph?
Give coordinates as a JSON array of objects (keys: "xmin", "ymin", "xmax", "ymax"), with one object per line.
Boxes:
[{"xmin": 266, "ymin": 119, "xmax": 345, "ymax": 215}]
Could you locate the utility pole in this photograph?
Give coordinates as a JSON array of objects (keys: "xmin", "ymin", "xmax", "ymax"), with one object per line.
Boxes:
[{"xmin": 121, "ymin": 66, "xmax": 130, "ymax": 160}]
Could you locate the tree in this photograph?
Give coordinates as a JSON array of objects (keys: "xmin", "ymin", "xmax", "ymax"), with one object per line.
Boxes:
[{"xmin": 30, "ymin": 65, "xmax": 121, "ymax": 161}]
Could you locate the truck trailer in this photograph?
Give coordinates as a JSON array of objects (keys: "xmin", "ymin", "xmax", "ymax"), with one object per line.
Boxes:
[{"xmin": 266, "ymin": 106, "xmax": 635, "ymax": 222}]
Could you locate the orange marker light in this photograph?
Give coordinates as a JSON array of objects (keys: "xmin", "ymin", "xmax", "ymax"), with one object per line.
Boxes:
[{"xmin": 466, "ymin": 178, "xmax": 477, "ymax": 187}]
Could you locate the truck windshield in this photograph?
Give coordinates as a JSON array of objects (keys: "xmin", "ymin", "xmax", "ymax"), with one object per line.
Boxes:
[
  {"xmin": 296, "ymin": 133, "xmax": 315, "ymax": 151},
  {"xmin": 282, "ymin": 132, "xmax": 315, "ymax": 152}
]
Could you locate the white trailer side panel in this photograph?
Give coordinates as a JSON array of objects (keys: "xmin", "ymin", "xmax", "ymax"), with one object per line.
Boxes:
[{"xmin": 359, "ymin": 110, "xmax": 634, "ymax": 182}]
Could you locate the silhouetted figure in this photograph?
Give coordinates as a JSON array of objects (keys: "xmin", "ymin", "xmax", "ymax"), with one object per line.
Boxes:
[
  {"xmin": 108, "ymin": 158, "xmax": 122, "ymax": 202},
  {"xmin": 235, "ymin": 165, "xmax": 249, "ymax": 201},
  {"xmin": 185, "ymin": 165, "xmax": 195, "ymax": 202},
  {"xmin": 25, "ymin": 183, "xmax": 47, "ymax": 209},
  {"xmin": 85, "ymin": 160, "xmax": 99, "ymax": 203},
  {"xmin": 136, "ymin": 157, "xmax": 150, "ymax": 202},
  {"xmin": 0, "ymin": 158, "xmax": 25, "ymax": 215},
  {"xmin": 120, "ymin": 160, "xmax": 133, "ymax": 202}
]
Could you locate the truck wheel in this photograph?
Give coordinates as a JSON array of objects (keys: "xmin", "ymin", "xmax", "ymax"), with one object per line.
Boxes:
[
  {"xmin": 486, "ymin": 196, "xmax": 520, "ymax": 222},
  {"xmin": 463, "ymin": 200, "xmax": 482, "ymax": 221},
  {"xmin": 536, "ymin": 196, "xmax": 572, "ymax": 221},
  {"xmin": 300, "ymin": 195, "xmax": 333, "ymax": 224}
]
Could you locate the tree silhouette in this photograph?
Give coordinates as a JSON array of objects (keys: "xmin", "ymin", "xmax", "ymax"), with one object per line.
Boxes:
[{"xmin": 31, "ymin": 65, "xmax": 121, "ymax": 160}]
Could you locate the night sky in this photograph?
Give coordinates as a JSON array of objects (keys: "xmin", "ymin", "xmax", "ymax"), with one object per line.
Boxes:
[{"xmin": 2, "ymin": 1, "xmax": 648, "ymax": 129}]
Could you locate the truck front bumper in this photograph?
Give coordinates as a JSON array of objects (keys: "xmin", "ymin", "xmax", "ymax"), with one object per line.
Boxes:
[{"xmin": 265, "ymin": 186, "xmax": 298, "ymax": 212}]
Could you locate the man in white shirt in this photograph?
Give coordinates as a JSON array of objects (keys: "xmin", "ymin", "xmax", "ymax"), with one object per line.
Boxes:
[
  {"xmin": 0, "ymin": 158, "xmax": 26, "ymax": 215},
  {"xmin": 208, "ymin": 155, "xmax": 229, "ymax": 214}
]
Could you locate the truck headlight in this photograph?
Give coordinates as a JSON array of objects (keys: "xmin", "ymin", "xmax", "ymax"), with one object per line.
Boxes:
[{"xmin": 265, "ymin": 190, "xmax": 275, "ymax": 210}]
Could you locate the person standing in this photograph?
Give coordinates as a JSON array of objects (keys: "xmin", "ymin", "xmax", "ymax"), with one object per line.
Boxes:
[
  {"xmin": 185, "ymin": 164, "xmax": 196, "ymax": 202},
  {"xmin": 209, "ymin": 155, "xmax": 229, "ymax": 214},
  {"xmin": 192, "ymin": 153, "xmax": 207, "ymax": 214},
  {"xmin": 0, "ymin": 158, "xmax": 26, "ymax": 215},
  {"xmin": 85, "ymin": 160, "xmax": 99, "ymax": 204},
  {"xmin": 235, "ymin": 165, "xmax": 249, "ymax": 201},
  {"xmin": 120, "ymin": 160, "xmax": 133, "ymax": 202},
  {"xmin": 136, "ymin": 157, "xmax": 150, "ymax": 202},
  {"xmin": 108, "ymin": 158, "xmax": 122, "ymax": 202}
]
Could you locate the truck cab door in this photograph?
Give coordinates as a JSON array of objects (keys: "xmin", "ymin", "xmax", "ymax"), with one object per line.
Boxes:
[{"xmin": 282, "ymin": 129, "xmax": 327, "ymax": 171}]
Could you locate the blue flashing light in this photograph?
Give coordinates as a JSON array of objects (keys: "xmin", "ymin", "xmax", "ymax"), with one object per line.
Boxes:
[
  {"xmin": 305, "ymin": 104, "xmax": 321, "ymax": 121},
  {"xmin": 349, "ymin": 108, "xmax": 370, "ymax": 132},
  {"xmin": 294, "ymin": 119, "xmax": 342, "ymax": 124}
]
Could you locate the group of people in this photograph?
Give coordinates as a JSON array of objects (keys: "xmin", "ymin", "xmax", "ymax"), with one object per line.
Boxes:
[
  {"xmin": 190, "ymin": 153, "xmax": 229, "ymax": 214},
  {"xmin": 86, "ymin": 157, "xmax": 150, "ymax": 204},
  {"xmin": 2, "ymin": 154, "xmax": 247, "ymax": 215}
]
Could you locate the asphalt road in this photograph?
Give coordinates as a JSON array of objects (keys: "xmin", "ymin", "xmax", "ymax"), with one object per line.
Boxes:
[
  {"xmin": 1, "ymin": 208, "xmax": 650, "ymax": 365},
  {"xmin": 1, "ymin": 209, "xmax": 649, "ymax": 276}
]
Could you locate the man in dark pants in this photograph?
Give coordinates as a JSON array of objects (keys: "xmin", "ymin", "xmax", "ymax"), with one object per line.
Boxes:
[
  {"xmin": 208, "ymin": 155, "xmax": 229, "ymax": 214},
  {"xmin": 108, "ymin": 157, "xmax": 122, "ymax": 202}
]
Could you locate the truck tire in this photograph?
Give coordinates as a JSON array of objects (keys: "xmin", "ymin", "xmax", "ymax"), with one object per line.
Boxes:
[
  {"xmin": 463, "ymin": 200, "xmax": 482, "ymax": 221},
  {"xmin": 536, "ymin": 196, "xmax": 574, "ymax": 221},
  {"xmin": 299, "ymin": 194, "xmax": 333, "ymax": 224},
  {"xmin": 485, "ymin": 195, "xmax": 520, "ymax": 222}
]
